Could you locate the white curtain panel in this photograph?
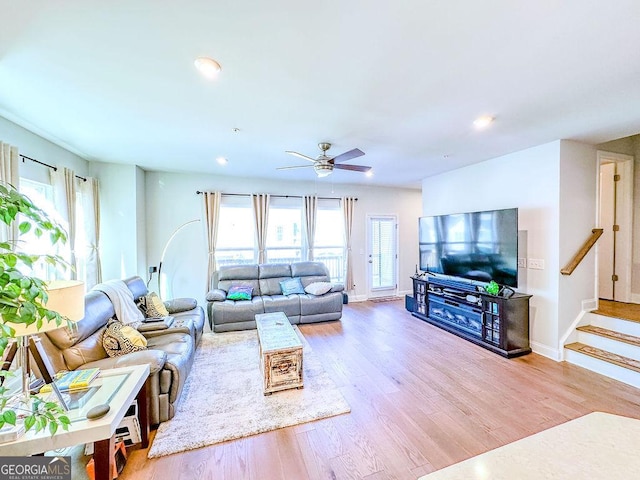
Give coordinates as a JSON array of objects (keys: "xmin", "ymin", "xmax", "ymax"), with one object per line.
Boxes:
[
  {"xmin": 342, "ymin": 197, "xmax": 356, "ymax": 290},
  {"xmin": 202, "ymin": 191, "xmax": 222, "ymax": 291},
  {"xmin": 81, "ymin": 177, "xmax": 102, "ymax": 288},
  {"xmin": 252, "ymin": 194, "xmax": 270, "ymax": 264},
  {"xmin": 303, "ymin": 195, "xmax": 318, "ymax": 261},
  {"xmin": 51, "ymin": 167, "xmax": 77, "ymax": 280},
  {"xmin": 0, "ymin": 142, "xmax": 20, "ymax": 245}
]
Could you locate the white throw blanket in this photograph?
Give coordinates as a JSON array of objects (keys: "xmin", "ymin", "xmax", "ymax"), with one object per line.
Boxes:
[{"xmin": 94, "ymin": 280, "xmax": 145, "ymax": 324}]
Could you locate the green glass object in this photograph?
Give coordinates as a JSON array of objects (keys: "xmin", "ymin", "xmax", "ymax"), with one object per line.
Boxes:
[{"xmin": 485, "ymin": 280, "xmax": 500, "ymax": 296}]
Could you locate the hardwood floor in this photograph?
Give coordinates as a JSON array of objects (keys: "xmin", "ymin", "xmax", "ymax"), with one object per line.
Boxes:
[{"xmin": 120, "ymin": 300, "xmax": 640, "ymax": 480}]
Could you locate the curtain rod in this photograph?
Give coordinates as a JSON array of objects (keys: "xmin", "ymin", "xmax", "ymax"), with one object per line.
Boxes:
[
  {"xmin": 20, "ymin": 154, "xmax": 87, "ymax": 182},
  {"xmin": 195, "ymin": 191, "xmax": 357, "ymax": 201}
]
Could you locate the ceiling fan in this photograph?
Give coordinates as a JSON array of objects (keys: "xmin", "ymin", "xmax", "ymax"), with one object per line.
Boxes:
[{"xmin": 278, "ymin": 142, "xmax": 371, "ymax": 177}]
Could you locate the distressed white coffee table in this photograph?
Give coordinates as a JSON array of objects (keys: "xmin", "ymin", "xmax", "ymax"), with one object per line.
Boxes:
[{"xmin": 255, "ymin": 312, "xmax": 303, "ymax": 395}]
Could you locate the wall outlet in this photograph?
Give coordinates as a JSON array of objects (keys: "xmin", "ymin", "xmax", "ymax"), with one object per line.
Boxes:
[
  {"xmin": 148, "ymin": 266, "xmax": 158, "ymax": 274},
  {"xmin": 517, "ymin": 258, "xmax": 527, "ymax": 268},
  {"xmin": 528, "ymin": 258, "xmax": 545, "ymax": 270}
]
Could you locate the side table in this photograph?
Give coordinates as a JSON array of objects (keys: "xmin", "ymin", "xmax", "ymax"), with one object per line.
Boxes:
[{"xmin": 0, "ymin": 364, "xmax": 150, "ymax": 480}]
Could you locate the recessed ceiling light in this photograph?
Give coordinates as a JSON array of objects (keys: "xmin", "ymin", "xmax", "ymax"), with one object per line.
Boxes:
[
  {"xmin": 194, "ymin": 57, "xmax": 222, "ymax": 79},
  {"xmin": 365, "ymin": 170, "xmax": 374, "ymax": 178},
  {"xmin": 216, "ymin": 156, "xmax": 228, "ymax": 165},
  {"xmin": 473, "ymin": 115, "xmax": 494, "ymax": 129}
]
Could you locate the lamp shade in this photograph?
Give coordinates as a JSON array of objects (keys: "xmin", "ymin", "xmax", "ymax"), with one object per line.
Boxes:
[{"xmin": 7, "ymin": 280, "xmax": 85, "ymax": 336}]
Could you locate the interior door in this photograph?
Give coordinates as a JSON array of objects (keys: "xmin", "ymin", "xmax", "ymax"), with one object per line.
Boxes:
[
  {"xmin": 597, "ymin": 152, "xmax": 634, "ymax": 302},
  {"xmin": 367, "ymin": 215, "xmax": 398, "ymax": 298}
]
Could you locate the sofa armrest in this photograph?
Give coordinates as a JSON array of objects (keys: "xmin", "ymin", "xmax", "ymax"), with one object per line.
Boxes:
[
  {"xmin": 206, "ymin": 289, "xmax": 227, "ymax": 302},
  {"xmin": 330, "ymin": 284, "xmax": 345, "ymax": 293},
  {"xmin": 81, "ymin": 349, "xmax": 168, "ymax": 375},
  {"xmin": 164, "ymin": 298, "xmax": 198, "ymax": 314}
]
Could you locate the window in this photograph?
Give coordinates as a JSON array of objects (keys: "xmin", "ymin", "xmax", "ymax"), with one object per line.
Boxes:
[
  {"xmin": 315, "ymin": 199, "xmax": 345, "ymax": 283},
  {"xmin": 18, "ymin": 179, "xmax": 65, "ymax": 280},
  {"xmin": 216, "ymin": 196, "xmax": 256, "ymax": 268},
  {"xmin": 265, "ymin": 197, "xmax": 302, "ymax": 264}
]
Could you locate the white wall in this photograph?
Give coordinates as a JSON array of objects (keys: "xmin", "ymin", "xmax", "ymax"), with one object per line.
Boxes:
[
  {"xmin": 144, "ymin": 171, "xmax": 422, "ymax": 305},
  {"xmin": 135, "ymin": 166, "xmax": 147, "ymax": 279},
  {"xmin": 422, "ymin": 141, "xmax": 562, "ymax": 357},
  {"xmin": 0, "ymin": 116, "xmax": 88, "ymax": 182},
  {"xmin": 558, "ymin": 141, "xmax": 598, "ymax": 343},
  {"xmin": 89, "ymin": 162, "xmax": 146, "ymax": 281}
]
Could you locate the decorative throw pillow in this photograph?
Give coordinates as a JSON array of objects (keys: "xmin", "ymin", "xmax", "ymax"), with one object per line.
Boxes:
[
  {"xmin": 139, "ymin": 292, "xmax": 169, "ymax": 318},
  {"xmin": 304, "ymin": 281, "xmax": 333, "ymax": 296},
  {"xmin": 103, "ymin": 319, "xmax": 148, "ymax": 358},
  {"xmin": 227, "ymin": 285, "xmax": 253, "ymax": 301},
  {"xmin": 280, "ymin": 277, "xmax": 305, "ymax": 295}
]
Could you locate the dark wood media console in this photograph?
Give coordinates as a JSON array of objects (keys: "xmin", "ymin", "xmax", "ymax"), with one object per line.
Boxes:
[{"xmin": 409, "ymin": 276, "xmax": 531, "ymax": 358}]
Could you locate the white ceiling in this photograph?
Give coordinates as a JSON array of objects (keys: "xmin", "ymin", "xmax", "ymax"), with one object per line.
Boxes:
[{"xmin": 1, "ymin": 1, "xmax": 640, "ymax": 188}]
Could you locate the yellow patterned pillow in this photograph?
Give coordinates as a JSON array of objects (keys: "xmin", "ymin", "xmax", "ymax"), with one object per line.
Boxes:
[
  {"xmin": 103, "ymin": 320, "xmax": 148, "ymax": 357},
  {"xmin": 140, "ymin": 292, "xmax": 169, "ymax": 318}
]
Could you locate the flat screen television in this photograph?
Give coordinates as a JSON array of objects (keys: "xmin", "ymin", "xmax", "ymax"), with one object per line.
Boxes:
[{"xmin": 419, "ymin": 207, "xmax": 518, "ymax": 287}]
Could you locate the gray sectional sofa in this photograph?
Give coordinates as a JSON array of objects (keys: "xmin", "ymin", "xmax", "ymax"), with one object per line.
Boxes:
[{"xmin": 206, "ymin": 261, "xmax": 344, "ymax": 332}]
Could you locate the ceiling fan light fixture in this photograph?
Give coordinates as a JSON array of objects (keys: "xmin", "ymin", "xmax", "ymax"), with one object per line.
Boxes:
[
  {"xmin": 194, "ymin": 57, "xmax": 222, "ymax": 79},
  {"xmin": 314, "ymin": 163, "xmax": 333, "ymax": 177}
]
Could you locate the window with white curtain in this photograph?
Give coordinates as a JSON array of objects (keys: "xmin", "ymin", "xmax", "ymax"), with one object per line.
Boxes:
[
  {"xmin": 265, "ymin": 196, "xmax": 302, "ymax": 264},
  {"xmin": 216, "ymin": 195, "xmax": 256, "ymax": 268},
  {"xmin": 314, "ymin": 198, "xmax": 345, "ymax": 283}
]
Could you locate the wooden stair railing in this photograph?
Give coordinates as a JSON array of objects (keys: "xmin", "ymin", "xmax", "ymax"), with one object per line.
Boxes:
[{"xmin": 560, "ymin": 228, "xmax": 604, "ymax": 275}]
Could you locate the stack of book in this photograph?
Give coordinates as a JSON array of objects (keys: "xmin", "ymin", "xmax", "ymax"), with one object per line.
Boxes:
[{"xmin": 40, "ymin": 368, "xmax": 100, "ymax": 393}]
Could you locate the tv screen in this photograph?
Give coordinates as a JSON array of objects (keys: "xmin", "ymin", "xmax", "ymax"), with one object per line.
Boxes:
[{"xmin": 419, "ymin": 208, "xmax": 518, "ymax": 287}]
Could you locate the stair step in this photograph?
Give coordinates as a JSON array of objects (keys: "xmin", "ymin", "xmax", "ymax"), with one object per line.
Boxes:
[
  {"xmin": 576, "ymin": 325, "xmax": 640, "ymax": 347},
  {"xmin": 565, "ymin": 342, "xmax": 640, "ymax": 374},
  {"xmin": 593, "ymin": 309, "xmax": 640, "ymax": 325}
]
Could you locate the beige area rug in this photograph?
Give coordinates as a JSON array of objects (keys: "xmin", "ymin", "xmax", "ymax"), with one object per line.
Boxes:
[{"xmin": 147, "ymin": 328, "xmax": 350, "ymax": 458}]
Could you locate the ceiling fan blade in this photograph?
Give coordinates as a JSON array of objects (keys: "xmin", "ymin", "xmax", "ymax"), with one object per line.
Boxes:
[
  {"xmin": 331, "ymin": 148, "xmax": 365, "ymax": 164},
  {"xmin": 334, "ymin": 164, "xmax": 371, "ymax": 172},
  {"xmin": 276, "ymin": 165, "xmax": 315, "ymax": 170},
  {"xmin": 285, "ymin": 151, "xmax": 316, "ymax": 163}
]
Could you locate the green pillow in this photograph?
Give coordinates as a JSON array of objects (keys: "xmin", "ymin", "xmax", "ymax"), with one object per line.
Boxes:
[
  {"xmin": 280, "ymin": 277, "xmax": 305, "ymax": 295},
  {"xmin": 227, "ymin": 285, "xmax": 253, "ymax": 301}
]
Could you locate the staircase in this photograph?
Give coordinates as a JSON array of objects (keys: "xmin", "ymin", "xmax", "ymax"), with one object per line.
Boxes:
[{"xmin": 564, "ymin": 311, "xmax": 640, "ymax": 388}]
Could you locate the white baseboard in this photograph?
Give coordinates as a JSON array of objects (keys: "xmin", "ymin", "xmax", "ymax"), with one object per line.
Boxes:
[
  {"xmin": 582, "ymin": 298, "xmax": 598, "ymax": 311},
  {"xmin": 631, "ymin": 293, "xmax": 640, "ymax": 304},
  {"xmin": 348, "ymin": 294, "xmax": 368, "ymax": 303},
  {"xmin": 531, "ymin": 341, "xmax": 561, "ymax": 361}
]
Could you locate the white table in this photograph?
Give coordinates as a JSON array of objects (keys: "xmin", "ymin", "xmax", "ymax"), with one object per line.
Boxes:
[
  {"xmin": 0, "ymin": 364, "xmax": 150, "ymax": 480},
  {"xmin": 419, "ymin": 412, "xmax": 640, "ymax": 480}
]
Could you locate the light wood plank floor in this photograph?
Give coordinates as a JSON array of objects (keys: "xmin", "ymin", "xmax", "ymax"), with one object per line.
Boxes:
[{"xmin": 120, "ymin": 300, "xmax": 640, "ymax": 480}]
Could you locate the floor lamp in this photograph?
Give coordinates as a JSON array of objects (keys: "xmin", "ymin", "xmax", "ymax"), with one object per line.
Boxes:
[{"xmin": 8, "ymin": 280, "xmax": 85, "ymax": 409}]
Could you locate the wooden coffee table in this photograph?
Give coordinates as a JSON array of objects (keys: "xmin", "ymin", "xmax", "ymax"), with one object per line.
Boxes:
[{"xmin": 255, "ymin": 312, "xmax": 303, "ymax": 395}]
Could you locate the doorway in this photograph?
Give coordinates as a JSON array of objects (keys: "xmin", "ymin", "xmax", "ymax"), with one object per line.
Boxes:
[
  {"xmin": 597, "ymin": 151, "xmax": 634, "ymax": 302},
  {"xmin": 367, "ymin": 215, "xmax": 398, "ymax": 299}
]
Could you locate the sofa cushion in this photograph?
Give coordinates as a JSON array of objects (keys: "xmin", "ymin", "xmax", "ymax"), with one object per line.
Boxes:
[
  {"xmin": 60, "ymin": 326, "xmax": 110, "ymax": 371},
  {"xmin": 103, "ymin": 320, "xmax": 148, "ymax": 358},
  {"xmin": 262, "ymin": 294, "xmax": 301, "ymax": 319},
  {"xmin": 280, "ymin": 277, "xmax": 305, "ymax": 295},
  {"xmin": 304, "ymin": 281, "xmax": 333, "ymax": 295},
  {"xmin": 259, "ymin": 263, "xmax": 292, "ymax": 295},
  {"xmin": 291, "ymin": 261, "xmax": 330, "ymax": 279},
  {"xmin": 46, "ymin": 291, "xmax": 115, "ymax": 350},
  {"xmin": 211, "ymin": 297, "xmax": 265, "ymax": 325}
]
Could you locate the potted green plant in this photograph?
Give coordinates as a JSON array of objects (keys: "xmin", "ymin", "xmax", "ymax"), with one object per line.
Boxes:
[{"xmin": 0, "ymin": 182, "xmax": 73, "ymax": 435}]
